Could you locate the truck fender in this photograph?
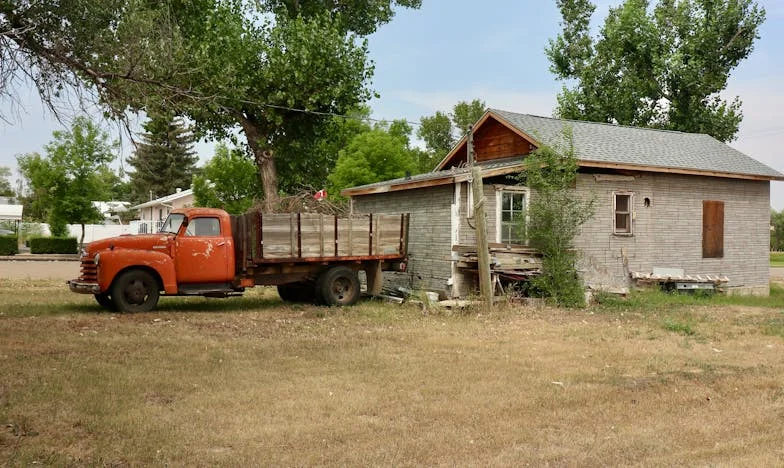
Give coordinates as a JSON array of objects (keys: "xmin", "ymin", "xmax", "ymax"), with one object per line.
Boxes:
[{"xmin": 96, "ymin": 249, "xmax": 178, "ymax": 295}]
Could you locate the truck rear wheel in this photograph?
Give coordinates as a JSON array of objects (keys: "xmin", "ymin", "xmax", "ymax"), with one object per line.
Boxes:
[
  {"xmin": 111, "ymin": 269, "xmax": 160, "ymax": 313},
  {"xmin": 316, "ymin": 266, "xmax": 360, "ymax": 306},
  {"xmin": 94, "ymin": 293, "xmax": 116, "ymax": 311},
  {"xmin": 277, "ymin": 281, "xmax": 316, "ymax": 303}
]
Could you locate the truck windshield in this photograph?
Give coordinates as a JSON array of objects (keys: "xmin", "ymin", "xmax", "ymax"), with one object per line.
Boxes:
[{"xmin": 159, "ymin": 214, "xmax": 185, "ymax": 234}]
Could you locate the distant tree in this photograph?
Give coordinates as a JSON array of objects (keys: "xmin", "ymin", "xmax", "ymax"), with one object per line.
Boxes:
[
  {"xmin": 275, "ymin": 107, "xmax": 372, "ymax": 193},
  {"xmin": 771, "ymin": 210, "xmax": 784, "ymax": 251},
  {"xmin": 16, "ymin": 117, "xmax": 116, "ymax": 243},
  {"xmin": 127, "ymin": 114, "xmax": 198, "ymax": 203},
  {"xmin": 0, "ymin": 166, "xmax": 14, "ymax": 197},
  {"xmin": 327, "ymin": 128, "xmax": 417, "ymax": 198},
  {"xmin": 192, "ymin": 144, "xmax": 263, "ymax": 215},
  {"xmin": 417, "ymin": 99, "xmax": 486, "ymax": 172},
  {"xmin": 451, "ymin": 99, "xmax": 487, "ymax": 136},
  {"xmin": 546, "ymin": 0, "xmax": 766, "ymax": 142}
]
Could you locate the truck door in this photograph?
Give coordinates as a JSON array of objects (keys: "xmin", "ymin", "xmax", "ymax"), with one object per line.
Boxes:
[{"xmin": 174, "ymin": 216, "xmax": 231, "ymax": 284}]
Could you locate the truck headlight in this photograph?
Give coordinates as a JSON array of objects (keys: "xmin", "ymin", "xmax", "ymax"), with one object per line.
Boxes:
[{"xmin": 94, "ymin": 253, "xmax": 100, "ymax": 265}]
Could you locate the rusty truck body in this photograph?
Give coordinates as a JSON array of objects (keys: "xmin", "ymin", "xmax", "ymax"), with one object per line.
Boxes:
[{"xmin": 67, "ymin": 207, "xmax": 409, "ymax": 312}]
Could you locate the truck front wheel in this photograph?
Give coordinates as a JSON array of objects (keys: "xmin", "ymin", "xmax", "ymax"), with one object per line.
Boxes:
[
  {"xmin": 317, "ymin": 266, "xmax": 360, "ymax": 306},
  {"xmin": 111, "ymin": 270, "xmax": 160, "ymax": 313},
  {"xmin": 94, "ymin": 293, "xmax": 116, "ymax": 311}
]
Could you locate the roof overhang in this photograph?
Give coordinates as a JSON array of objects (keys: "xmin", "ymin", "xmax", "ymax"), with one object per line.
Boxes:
[{"xmin": 579, "ymin": 160, "xmax": 784, "ymax": 182}]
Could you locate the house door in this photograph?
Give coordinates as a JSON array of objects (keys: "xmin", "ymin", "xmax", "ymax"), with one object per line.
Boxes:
[{"xmin": 175, "ymin": 216, "xmax": 231, "ymax": 284}]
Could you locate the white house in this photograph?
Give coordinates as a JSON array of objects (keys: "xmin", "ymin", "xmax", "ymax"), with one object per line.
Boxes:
[{"xmin": 130, "ymin": 188, "xmax": 194, "ymax": 233}]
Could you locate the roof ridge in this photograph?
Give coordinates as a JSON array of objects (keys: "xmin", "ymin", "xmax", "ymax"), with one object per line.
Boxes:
[{"xmin": 489, "ymin": 108, "xmax": 711, "ymax": 138}]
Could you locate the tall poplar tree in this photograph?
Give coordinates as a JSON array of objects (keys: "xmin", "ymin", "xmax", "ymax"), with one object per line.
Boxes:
[
  {"xmin": 546, "ymin": 0, "xmax": 765, "ymax": 142},
  {"xmin": 127, "ymin": 114, "xmax": 198, "ymax": 203}
]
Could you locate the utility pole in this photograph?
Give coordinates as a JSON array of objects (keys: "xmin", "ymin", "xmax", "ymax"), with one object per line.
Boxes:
[{"xmin": 469, "ymin": 126, "xmax": 493, "ymax": 304}]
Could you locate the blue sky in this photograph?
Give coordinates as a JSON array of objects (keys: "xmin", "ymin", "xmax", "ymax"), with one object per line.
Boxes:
[{"xmin": 2, "ymin": 0, "xmax": 783, "ymax": 207}]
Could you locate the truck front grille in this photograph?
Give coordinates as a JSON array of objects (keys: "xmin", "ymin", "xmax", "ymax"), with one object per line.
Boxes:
[{"xmin": 79, "ymin": 259, "xmax": 97, "ymax": 282}]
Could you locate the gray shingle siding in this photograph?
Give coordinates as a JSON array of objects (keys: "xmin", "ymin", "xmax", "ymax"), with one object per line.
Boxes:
[
  {"xmin": 353, "ymin": 185, "xmax": 454, "ymax": 294},
  {"xmin": 574, "ymin": 172, "xmax": 769, "ymax": 293}
]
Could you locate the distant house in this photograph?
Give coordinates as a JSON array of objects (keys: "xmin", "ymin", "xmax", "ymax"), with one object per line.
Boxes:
[
  {"xmin": 130, "ymin": 188, "xmax": 194, "ymax": 233},
  {"xmin": 92, "ymin": 201, "xmax": 131, "ymax": 223},
  {"xmin": 343, "ymin": 109, "xmax": 783, "ymax": 297}
]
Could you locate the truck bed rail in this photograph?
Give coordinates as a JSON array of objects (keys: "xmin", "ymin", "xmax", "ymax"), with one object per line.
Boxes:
[{"xmin": 231, "ymin": 212, "xmax": 409, "ymax": 271}]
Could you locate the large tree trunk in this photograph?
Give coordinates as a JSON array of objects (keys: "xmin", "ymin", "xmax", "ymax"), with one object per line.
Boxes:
[{"xmin": 238, "ymin": 114, "xmax": 279, "ymax": 210}]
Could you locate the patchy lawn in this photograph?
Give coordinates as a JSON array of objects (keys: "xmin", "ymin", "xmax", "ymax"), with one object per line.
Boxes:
[
  {"xmin": 1, "ymin": 280, "xmax": 784, "ymax": 465},
  {"xmin": 771, "ymin": 252, "xmax": 784, "ymax": 267}
]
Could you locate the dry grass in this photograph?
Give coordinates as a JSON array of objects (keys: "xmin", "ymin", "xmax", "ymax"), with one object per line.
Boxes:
[{"xmin": 1, "ymin": 281, "xmax": 784, "ymax": 466}]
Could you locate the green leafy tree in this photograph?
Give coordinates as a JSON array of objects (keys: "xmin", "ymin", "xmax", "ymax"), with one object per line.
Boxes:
[
  {"xmin": 275, "ymin": 107, "xmax": 372, "ymax": 193},
  {"xmin": 327, "ymin": 128, "xmax": 417, "ymax": 198},
  {"xmin": 0, "ymin": 166, "xmax": 14, "ymax": 197},
  {"xmin": 546, "ymin": 0, "xmax": 765, "ymax": 142},
  {"xmin": 16, "ymin": 117, "xmax": 116, "ymax": 243},
  {"xmin": 451, "ymin": 99, "xmax": 487, "ymax": 136},
  {"xmin": 519, "ymin": 128, "xmax": 594, "ymax": 307},
  {"xmin": 1, "ymin": 0, "xmax": 420, "ymax": 206},
  {"xmin": 127, "ymin": 114, "xmax": 198, "ymax": 203},
  {"xmin": 417, "ymin": 99, "xmax": 486, "ymax": 172},
  {"xmin": 771, "ymin": 209, "xmax": 784, "ymax": 251},
  {"xmin": 192, "ymin": 144, "xmax": 263, "ymax": 215}
]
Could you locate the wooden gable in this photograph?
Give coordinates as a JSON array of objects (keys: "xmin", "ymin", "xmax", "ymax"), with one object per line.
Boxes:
[{"xmin": 436, "ymin": 112, "xmax": 538, "ymax": 170}]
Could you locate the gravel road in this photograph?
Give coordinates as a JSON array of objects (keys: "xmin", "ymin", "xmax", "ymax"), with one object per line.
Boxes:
[{"xmin": 0, "ymin": 260, "xmax": 79, "ymax": 280}]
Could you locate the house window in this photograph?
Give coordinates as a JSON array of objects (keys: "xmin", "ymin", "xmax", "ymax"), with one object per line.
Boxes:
[
  {"xmin": 613, "ymin": 192, "xmax": 633, "ymax": 235},
  {"xmin": 497, "ymin": 188, "xmax": 527, "ymax": 245},
  {"xmin": 702, "ymin": 201, "xmax": 724, "ymax": 258}
]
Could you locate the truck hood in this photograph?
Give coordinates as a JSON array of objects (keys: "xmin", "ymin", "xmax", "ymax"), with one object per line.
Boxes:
[{"xmin": 85, "ymin": 233, "xmax": 174, "ymax": 256}]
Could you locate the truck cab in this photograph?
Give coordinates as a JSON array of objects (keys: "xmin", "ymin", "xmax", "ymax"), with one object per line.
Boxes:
[{"xmin": 68, "ymin": 208, "xmax": 241, "ymax": 312}]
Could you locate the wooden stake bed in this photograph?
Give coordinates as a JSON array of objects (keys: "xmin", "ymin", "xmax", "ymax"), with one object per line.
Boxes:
[{"xmin": 231, "ymin": 212, "xmax": 410, "ymax": 271}]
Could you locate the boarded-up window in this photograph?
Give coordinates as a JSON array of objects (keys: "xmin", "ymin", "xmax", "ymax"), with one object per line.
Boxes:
[
  {"xmin": 613, "ymin": 192, "xmax": 633, "ymax": 235},
  {"xmin": 702, "ymin": 201, "xmax": 724, "ymax": 258}
]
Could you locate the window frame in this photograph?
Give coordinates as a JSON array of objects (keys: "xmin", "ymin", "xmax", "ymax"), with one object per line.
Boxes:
[
  {"xmin": 184, "ymin": 216, "xmax": 222, "ymax": 237},
  {"xmin": 495, "ymin": 185, "xmax": 529, "ymax": 245},
  {"xmin": 612, "ymin": 191, "xmax": 634, "ymax": 236}
]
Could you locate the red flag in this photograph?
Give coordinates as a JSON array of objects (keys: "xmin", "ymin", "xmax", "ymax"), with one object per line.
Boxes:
[{"xmin": 313, "ymin": 189, "xmax": 327, "ymax": 200}]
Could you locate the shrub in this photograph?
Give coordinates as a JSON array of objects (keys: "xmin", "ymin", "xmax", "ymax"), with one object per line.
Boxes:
[
  {"xmin": 0, "ymin": 236, "xmax": 18, "ymax": 256},
  {"xmin": 29, "ymin": 237, "xmax": 78, "ymax": 254}
]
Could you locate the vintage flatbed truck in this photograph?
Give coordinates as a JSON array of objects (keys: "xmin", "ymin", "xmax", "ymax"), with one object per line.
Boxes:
[{"xmin": 67, "ymin": 207, "xmax": 409, "ymax": 312}]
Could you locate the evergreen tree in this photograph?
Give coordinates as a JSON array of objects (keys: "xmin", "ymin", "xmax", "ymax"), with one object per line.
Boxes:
[{"xmin": 127, "ymin": 114, "xmax": 198, "ymax": 203}]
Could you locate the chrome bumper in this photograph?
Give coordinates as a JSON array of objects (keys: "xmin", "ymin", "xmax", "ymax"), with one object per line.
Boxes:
[{"xmin": 67, "ymin": 279, "xmax": 101, "ymax": 295}]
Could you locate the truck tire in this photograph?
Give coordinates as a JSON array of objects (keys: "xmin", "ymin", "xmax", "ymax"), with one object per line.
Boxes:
[
  {"xmin": 277, "ymin": 281, "xmax": 316, "ymax": 303},
  {"xmin": 94, "ymin": 293, "xmax": 117, "ymax": 311},
  {"xmin": 316, "ymin": 266, "xmax": 360, "ymax": 306},
  {"xmin": 111, "ymin": 269, "xmax": 160, "ymax": 313}
]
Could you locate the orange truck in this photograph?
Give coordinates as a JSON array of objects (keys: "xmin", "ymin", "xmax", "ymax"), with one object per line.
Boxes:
[{"xmin": 67, "ymin": 207, "xmax": 409, "ymax": 312}]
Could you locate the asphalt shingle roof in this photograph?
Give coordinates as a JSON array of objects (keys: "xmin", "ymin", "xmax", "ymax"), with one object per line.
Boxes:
[{"xmin": 491, "ymin": 109, "xmax": 783, "ymax": 179}]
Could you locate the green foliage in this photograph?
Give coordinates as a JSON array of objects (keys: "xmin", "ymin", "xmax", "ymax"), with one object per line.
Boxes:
[
  {"xmin": 193, "ymin": 144, "xmax": 263, "ymax": 215},
  {"xmin": 771, "ymin": 209, "xmax": 784, "ymax": 251},
  {"xmin": 0, "ymin": 166, "xmax": 15, "ymax": 197},
  {"xmin": 0, "ymin": 236, "xmax": 18, "ymax": 255},
  {"xmin": 275, "ymin": 107, "xmax": 372, "ymax": 193},
  {"xmin": 594, "ymin": 284, "xmax": 784, "ymax": 312},
  {"xmin": 327, "ymin": 128, "xmax": 417, "ymax": 198},
  {"xmin": 519, "ymin": 128, "xmax": 594, "ymax": 307},
  {"xmin": 127, "ymin": 114, "xmax": 198, "ymax": 204},
  {"xmin": 417, "ymin": 99, "xmax": 486, "ymax": 172},
  {"xmin": 546, "ymin": 0, "xmax": 765, "ymax": 142},
  {"xmin": 29, "ymin": 237, "xmax": 78, "ymax": 254},
  {"xmin": 16, "ymin": 117, "xmax": 116, "ymax": 244},
  {"xmin": 1, "ymin": 0, "xmax": 420, "ymax": 204}
]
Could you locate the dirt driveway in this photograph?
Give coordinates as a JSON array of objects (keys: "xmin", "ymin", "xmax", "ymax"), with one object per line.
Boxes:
[{"xmin": 0, "ymin": 260, "xmax": 79, "ymax": 280}]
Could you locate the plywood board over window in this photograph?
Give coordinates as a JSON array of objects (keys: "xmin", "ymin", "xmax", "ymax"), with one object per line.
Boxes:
[{"xmin": 703, "ymin": 200, "xmax": 725, "ymax": 258}]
